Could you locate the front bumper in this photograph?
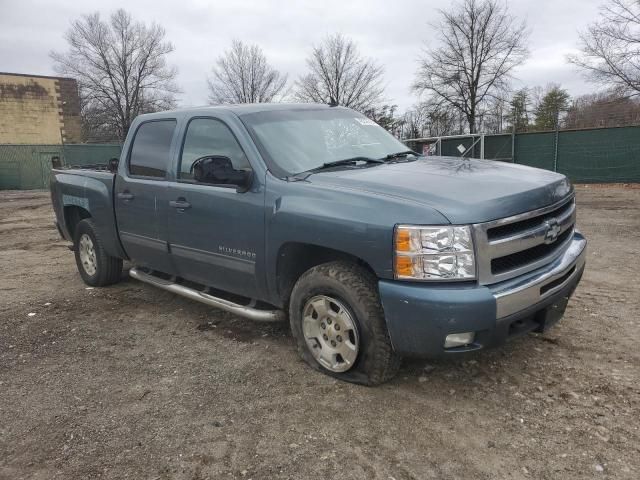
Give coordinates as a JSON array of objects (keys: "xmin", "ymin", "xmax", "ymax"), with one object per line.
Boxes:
[{"xmin": 379, "ymin": 232, "xmax": 587, "ymax": 358}]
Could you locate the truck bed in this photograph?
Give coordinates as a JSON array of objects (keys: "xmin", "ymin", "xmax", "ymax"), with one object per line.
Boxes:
[
  {"xmin": 50, "ymin": 167, "xmax": 125, "ymax": 259},
  {"xmin": 56, "ymin": 163, "xmax": 113, "ymax": 172}
]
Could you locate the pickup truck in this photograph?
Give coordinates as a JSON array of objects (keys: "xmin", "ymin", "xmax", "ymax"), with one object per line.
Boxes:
[{"xmin": 50, "ymin": 103, "xmax": 587, "ymax": 385}]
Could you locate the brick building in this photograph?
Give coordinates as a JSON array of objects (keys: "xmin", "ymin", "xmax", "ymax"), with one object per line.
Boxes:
[{"xmin": 0, "ymin": 72, "xmax": 82, "ymax": 144}]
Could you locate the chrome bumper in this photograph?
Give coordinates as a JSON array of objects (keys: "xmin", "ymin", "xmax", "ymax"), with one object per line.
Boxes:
[{"xmin": 493, "ymin": 233, "xmax": 587, "ymax": 318}]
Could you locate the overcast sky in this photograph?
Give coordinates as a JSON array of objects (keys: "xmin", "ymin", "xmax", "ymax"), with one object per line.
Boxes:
[{"xmin": 0, "ymin": 0, "xmax": 603, "ymax": 110}]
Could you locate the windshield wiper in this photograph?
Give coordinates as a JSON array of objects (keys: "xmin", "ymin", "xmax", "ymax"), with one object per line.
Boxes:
[
  {"xmin": 316, "ymin": 156, "xmax": 385, "ymax": 169},
  {"xmin": 292, "ymin": 156, "xmax": 385, "ymax": 178},
  {"xmin": 382, "ymin": 150, "xmax": 420, "ymax": 161}
]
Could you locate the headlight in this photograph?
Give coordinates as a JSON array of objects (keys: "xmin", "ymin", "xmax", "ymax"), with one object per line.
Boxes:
[{"xmin": 394, "ymin": 225, "xmax": 476, "ymax": 280}]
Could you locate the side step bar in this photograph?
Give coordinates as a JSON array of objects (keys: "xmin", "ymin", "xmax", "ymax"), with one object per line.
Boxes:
[{"xmin": 129, "ymin": 267, "xmax": 285, "ymax": 322}]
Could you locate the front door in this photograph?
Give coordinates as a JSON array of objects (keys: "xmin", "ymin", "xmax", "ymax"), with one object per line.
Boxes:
[
  {"xmin": 115, "ymin": 119, "xmax": 177, "ymax": 275},
  {"xmin": 167, "ymin": 117, "xmax": 263, "ymax": 298}
]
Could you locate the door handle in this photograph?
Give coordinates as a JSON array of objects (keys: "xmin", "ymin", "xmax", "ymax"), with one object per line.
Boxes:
[
  {"xmin": 169, "ymin": 199, "xmax": 191, "ymax": 210},
  {"xmin": 117, "ymin": 192, "xmax": 134, "ymax": 201}
]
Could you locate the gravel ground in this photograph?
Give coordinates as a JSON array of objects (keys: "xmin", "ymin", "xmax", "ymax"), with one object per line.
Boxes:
[{"xmin": 0, "ymin": 186, "xmax": 638, "ymax": 480}]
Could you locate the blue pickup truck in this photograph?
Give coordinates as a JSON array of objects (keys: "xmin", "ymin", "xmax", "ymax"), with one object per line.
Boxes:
[{"xmin": 50, "ymin": 104, "xmax": 586, "ymax": 385}]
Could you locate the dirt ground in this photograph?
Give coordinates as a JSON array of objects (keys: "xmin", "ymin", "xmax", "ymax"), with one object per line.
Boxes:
[{"xmin": 0, "ymin": 186, "xmax": 638, "ymax": 480}]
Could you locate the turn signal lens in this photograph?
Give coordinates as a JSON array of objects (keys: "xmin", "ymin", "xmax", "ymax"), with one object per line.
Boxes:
[
  {"xmin": 394, "ymin": 227, "xmax": 421, "ymax": 252},
  {"xmin": 395, "ymin": 228, "xmax": 411, "ymax": 252},
  {"xmin": 394, "ymin": 255, "xmax": 415, "ymax": 277}
]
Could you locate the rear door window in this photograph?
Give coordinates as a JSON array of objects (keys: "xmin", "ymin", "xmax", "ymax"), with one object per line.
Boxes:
[{"xmin": 129, "ymin": 120, "xmax": 177, "ymax": 178}]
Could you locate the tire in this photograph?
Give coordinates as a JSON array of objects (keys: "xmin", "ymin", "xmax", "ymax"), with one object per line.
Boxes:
[
  {"xmin": 73, "ymin": 219, "xmax": 122, "ymax": 287},
  {"xmin": 289, "ymin": 261, "xmax": 401, "ymax": 385}
]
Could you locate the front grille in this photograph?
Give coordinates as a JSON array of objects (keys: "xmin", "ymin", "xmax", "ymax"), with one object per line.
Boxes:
[
  {"xmin": 487, "ymin": 199, "xmax": 574, "ymax": 240},
  {"xmin": 491, "ymin": 227, "xmax": 573, "ymax": 274},
  {"xmin": 473, "ymin": 195, "xmax": 576, "ymax": 285}
]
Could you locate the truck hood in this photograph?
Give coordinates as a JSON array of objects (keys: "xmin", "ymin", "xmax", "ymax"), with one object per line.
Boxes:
[{"xmin": 308, "ymin": 156, "xmax": 572, "ymax": 224}]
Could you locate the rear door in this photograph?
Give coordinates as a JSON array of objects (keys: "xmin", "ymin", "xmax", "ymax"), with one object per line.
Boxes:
[
  {"xmin": 167, "ymin": 116, "xmax": 264, "ymax": 298},
  {"xmin": 115, "ymin": 119, "xmax": 177, "ymax": 274}
]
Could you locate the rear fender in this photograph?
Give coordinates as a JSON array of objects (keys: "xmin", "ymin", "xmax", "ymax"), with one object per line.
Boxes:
[{"xmin": 52, "ymin": 171, "xmax": 127, "ymax": 259}]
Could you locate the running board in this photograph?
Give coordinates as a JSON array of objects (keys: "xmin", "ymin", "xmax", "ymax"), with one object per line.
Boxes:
[{"xmin": 129, "ymin": 267, "xmax": 285, "ymax": 322}]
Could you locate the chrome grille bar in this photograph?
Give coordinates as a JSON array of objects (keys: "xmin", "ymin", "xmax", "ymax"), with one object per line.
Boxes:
[
  {"xmin": 489, "ymin": 201, "xmax": 575, "ymax": 258},
  {"xmin": 473, "ymin": 195, "xmax": 576, "ymax": 285}
]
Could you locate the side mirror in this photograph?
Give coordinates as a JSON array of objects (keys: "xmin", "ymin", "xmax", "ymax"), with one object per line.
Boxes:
[
  {"xmin": 191, "ymin": 155, "xmax": 253, "ymax": 192},
  {"xmin": 108, "ymin": 157, "xmax": 119, "ymax": 174}
]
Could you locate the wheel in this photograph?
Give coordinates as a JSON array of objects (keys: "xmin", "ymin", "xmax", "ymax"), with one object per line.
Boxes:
[
  {"xmin": 73, "ymin": 219, "xmax": 122, "ymax": 287},
  {"xmin": 289, "ymin": 261, "xmax": 401, "ymax": 385}
]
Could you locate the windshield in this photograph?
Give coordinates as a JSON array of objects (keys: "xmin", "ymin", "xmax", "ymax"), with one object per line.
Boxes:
[{"xmin": 240, "ymin": 107, "xmax": 411, "ymax": 176}]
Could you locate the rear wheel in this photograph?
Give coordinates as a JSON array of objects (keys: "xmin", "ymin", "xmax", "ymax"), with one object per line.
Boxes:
[
  {"xmin": 289, "ymin": 261, "xmax": 401, "ymax": 385},
  {"xmin": 73, "ymin": 219, "xmax": 122, "ymax": 287}
]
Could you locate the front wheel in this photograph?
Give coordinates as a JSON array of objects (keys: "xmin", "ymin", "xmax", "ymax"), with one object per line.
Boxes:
[
  {"xmin": 73, "ymin": 219, "xmax": 122, "ymax": 287},
  {"xmin": 289, "ymin": 261, "xmax": 401, "ymax": 385}
]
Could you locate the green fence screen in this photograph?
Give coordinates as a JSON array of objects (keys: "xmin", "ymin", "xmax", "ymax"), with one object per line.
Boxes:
[
  {"xmin": 557, "ymin": 127, "xmax": 640, "ymax": 182},
  {"xmin": 440, "ymin": 137, "xmax": 475, "ymax": 157},
  {"xmin": 483, "ymin": 134, "xmax": 512, "ymax": 162},
  {"xmin": 2, "ymin": 125, "xmax": 639, "ymax": 189},
  {"xmin": 515, "ymin": 132, "xmax": 557, "ymax": 172},
  {"xmin": 412, "ymin": 125, "xmax": 640, "ymax": 183},
  {"xmin": 0, "ymin": 144, "xmax": 121, "ymax": 190}
]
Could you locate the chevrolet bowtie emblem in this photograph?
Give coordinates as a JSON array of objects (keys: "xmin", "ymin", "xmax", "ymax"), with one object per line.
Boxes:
[{"xmin": 543, "ymin": 218, "xmax": 561, "ymax": 244}]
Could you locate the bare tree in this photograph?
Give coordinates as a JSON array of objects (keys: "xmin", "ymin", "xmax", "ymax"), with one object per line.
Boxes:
[
  {"xmin": 509, "ymin": 88, "xmax": 532, "ymax": 132},
  {"xmin": 363, "ymin": 104, "xmax": 401, "ymax": 133},
  {"xmin": 565, "ymin": 91, "xmax": 640, "ymax": 128},
  {"xmin": 208, "ymin": 40, "xmax": 288, "ymax": 104},
  {"xmin": 529, "ymin": 85, "xmax": 545, "ymax": 114},
  {"xmin": 413, "ymin": 0, "xmax": 529, "ymax": 133},
  {"xmin": 295, "ymin": 34, "xmax": 385, "ymax": 112},
  {"xmin": 402, "ymin": 106, "xmax": 430, "ymax": 139},
  {"xmin": 401, "ymin": 100, "xmax": 463, "ymax": 139},
  {"xmin": 568, "ymin": 0, "xmax": 640, "ymax": 97},
  {"xmin": 424, "ymin": 100, "xmax": 465, "ymax": 137},
  {"xmin": 51, "ymin": 9, "xmax": 179, "ymax": 142},
  {"xmin": 479, "ymin": 94, "xmax": 510, "ymax": 133}
]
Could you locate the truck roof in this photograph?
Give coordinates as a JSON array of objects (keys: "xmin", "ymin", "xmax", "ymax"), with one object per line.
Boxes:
[{"xmin": 137, "ymin": 103, "xmax": 339, "ymax": 120}]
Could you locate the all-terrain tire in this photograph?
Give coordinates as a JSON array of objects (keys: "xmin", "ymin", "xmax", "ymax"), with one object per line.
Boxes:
[
  {"xmin": 289, "ymin": 261, "xmax": 401, "ymax": 385},
  {"xmin": 73, "ymin": 219, "xmax": 123, "ymax": 287}
]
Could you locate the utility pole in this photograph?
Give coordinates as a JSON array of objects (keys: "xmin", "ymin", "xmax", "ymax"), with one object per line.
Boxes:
[
  {"xmin": 553, "ymin": 110, "xmax": 560, "ymax": 172},
  {"xmin": 511, "ymin": 105, "xmax": 517, "ymax": 163}
]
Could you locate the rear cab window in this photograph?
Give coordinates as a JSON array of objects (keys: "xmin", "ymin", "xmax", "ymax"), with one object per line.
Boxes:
[{"xmin": 128, "ymin": 120, "xmax": 177, "ymax": 178}]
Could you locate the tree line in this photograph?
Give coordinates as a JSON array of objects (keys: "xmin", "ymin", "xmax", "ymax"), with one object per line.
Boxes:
[{"xmin": 50, "ymin": 0, "xmax": 640, "ymax": 143}]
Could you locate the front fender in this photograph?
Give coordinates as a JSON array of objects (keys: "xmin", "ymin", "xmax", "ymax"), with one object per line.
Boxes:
[{"xmin": 264, "ymin": 175, "xmax": 450, "ymax": 304}]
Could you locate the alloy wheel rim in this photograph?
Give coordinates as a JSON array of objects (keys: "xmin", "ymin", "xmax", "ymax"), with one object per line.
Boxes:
[
  {"xmin": 79, "ymin": 234, "xmax": 97, "ymax": 276},
  {"xmin": 302, "ymin": 295, "xmax": 359, "ymax": 373}
]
